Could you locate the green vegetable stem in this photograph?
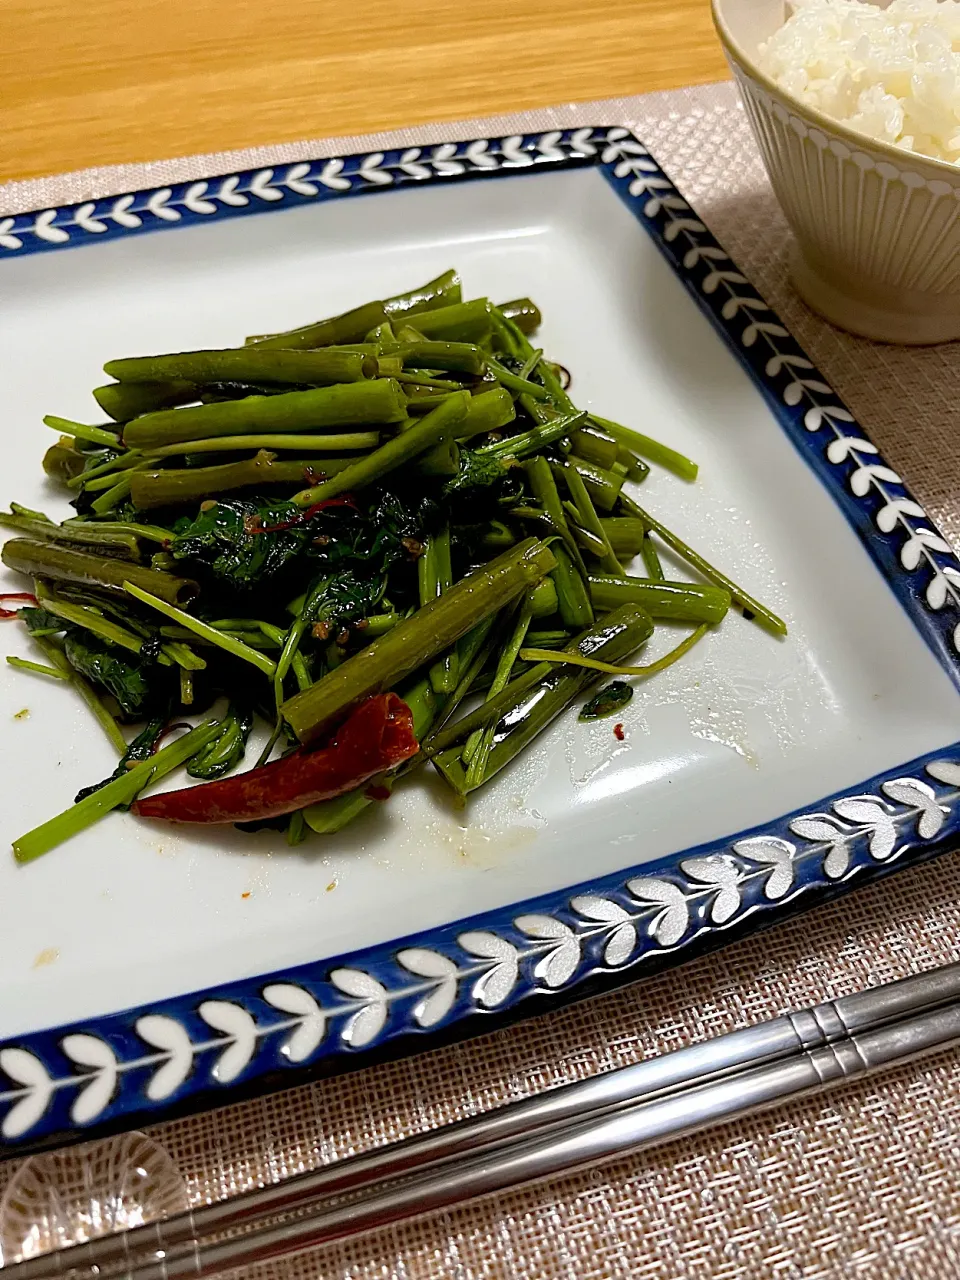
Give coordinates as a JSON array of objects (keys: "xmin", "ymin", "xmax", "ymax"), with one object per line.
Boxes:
[
  {"xmin": 281, "ymin": 538, "xmax": 557, "ymax": 744},
  {"xmin": 0, "ymin": 267, "xmax": 789, "ymax": 855},
  {"xmin": 2, "ymin": 540, "xmax": 198, "ymax": 605},
  {"xmin": 290, "ymin": 391, "xmax": 470, "ymax": 507},
  {"xmin": 105, "ymin": 348, "xmax": 374, "ymax": 387},
  {"xmin": 123, "ymin": 380, "xmax": 407, "ymax": 449}
]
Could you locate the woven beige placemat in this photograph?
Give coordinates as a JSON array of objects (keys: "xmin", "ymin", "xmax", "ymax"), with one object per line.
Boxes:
[{"xmin": 4, "ymin": 82, "xmax": 960, "ymax": 1279}]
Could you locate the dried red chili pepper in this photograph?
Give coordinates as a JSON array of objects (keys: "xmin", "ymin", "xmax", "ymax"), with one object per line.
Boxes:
[
  {"xmin": 153, "ymin": 722, "xmax": 194, "ymax": 753},
  {"xmin": 134, "ymin": 692, "xmax": 416, "ymax": 825},
  {"xmin": 0, "ymin": 592, "xmax": 39, "ymax": 620},
  {"xmin": 248, "ymin": 494, "xmax": 359, "ymax": 536}
]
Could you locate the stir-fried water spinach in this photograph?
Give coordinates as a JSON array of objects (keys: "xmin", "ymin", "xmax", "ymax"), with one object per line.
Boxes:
[{"xmin": 1, "ymin": 270, "xmax": 785, "ymax": 862}]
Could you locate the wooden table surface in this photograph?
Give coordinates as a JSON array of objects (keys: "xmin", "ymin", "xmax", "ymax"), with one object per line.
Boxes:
[{"xmin": 3, "ymin": 0, "xmax": 727, "ymax": 183}]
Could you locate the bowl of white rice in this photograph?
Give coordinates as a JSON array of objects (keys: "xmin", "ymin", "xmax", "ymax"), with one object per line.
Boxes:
[{"xmin": 713, "ymin": 0, "xmax": 960, "ymax": 342}]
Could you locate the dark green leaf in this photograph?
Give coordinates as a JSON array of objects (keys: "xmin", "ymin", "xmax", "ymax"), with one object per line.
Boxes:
[
  {"xmin": 578, "ymin": 680, "xmax": 633, "ymax": 721},
  {"xmin": 442, "ymin": 450, "xmax": 506, "ymax": 497},
  {"xmin": 170, "ymin": 497, "xmax": 312, "ymax": 588},
  {"xmin": 19, "ymin": 607, "xmax": 66, "ymax": 636},
  {"xmin": 75, "ymin": 716, "xmax": 168, "ymax": 802},
  {"xmin": 187, "ymin": 702, "xmax": 254, "ymax": 779},
  {"xmin": 63, "ymin": 632, "xmax": 160, "ymax": 717},
  {"xmin": 82, "ymin": 447, "xmax": 123, "ymax": 474}
]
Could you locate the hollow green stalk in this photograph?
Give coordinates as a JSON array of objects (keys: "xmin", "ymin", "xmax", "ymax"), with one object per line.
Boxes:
[
  {"xmin": 571, "ymin": 459, "xmax": 624, "ymax": 511},
  {"xmin": 519, "ymin": 348, "xmax": 543, "ymax": 380},
  {"xmin": 406, "ymin": 299, "xmax": 492, "ymax": 343},
  {"xmin": 62, "ymin": 519, "xmax": 173, "ymax": 545},
  {"xmin": 13, "ymin": 720, "xmax": 220, "ymax": 863},
  {"xmin": 484, "ymin": 356, "xmax": 550, "ymax": 401},
  {"xmin": 290, "ymin": 391, "xmax": 470, "ymax": 508},
  {"xmin": 144, "ymin": 435, "xmax": 378, "ymax": 462},
  {"xmin": 559, "ymin": 462, "xmax": 623, "ymax": 577},
  {"xmin": 496, "ymin": 298, "xmax": 542, "ymax": 333},
  {"xmin": 463, "ymin": 592, "xmax": 535, "ymax": 787},
  {"xmin": 420, "ymin": 529, "xmax": 458, "ymax": 694},
  {"xmin": 79, "ymin": 463, "xmax": 151, "ymax": 493},
  {"xmin": 493, "ymin": 310, "xmax": 575, "ymax": 411},
  {"xmin": 430, "ymin": 605, "xmax": 655, "ymax": 792},
  {"xmin": 123, "ymin": 582, "xmax": 277, "ymax": 677},
  {"xmin": 396, "ymin": 373, "xmax": 462, "ymax": 391},
  {"xmin": 123, "ymin": 380, "xmax": 406, "ymax": 450},
  {"xmin": 480, "ymin": 411, "xmax": 586, "ymax": 461},
  {"xmin": 525, "ymin": 457, "xmax": 592, "ymax": 629},
  {"xmin": 382, "ymin": 340, "xmax": 483, "ymax": 375},
  {"xmin": 570, "ymin": 523, "xmax": 608, "ymax": 561},
  {"xmin": 248, "ymin": 300, "xmax": 391, "ymax": 351},
  {"xmin": 281, "ymin": 538, "xmax": 556, "ymax": 745},
  {"xmin": 6, "ymin": 655, "xmax": 68, "ymax": 680},
  {"xmin": 617, "ymin": 446, "xmax": 650, "ymax": 483},
  {"xmin": 589, "ymin": 414, "xmax": 698, "ymax": 482},
  {"xmin": 94, "ymin": 380, "xmax": 198, "ymax": 422},
  {"xmin": 35, "ymin": 586, "xmax": 168, "ymax": 663},
  {"xmin": 571, "ymin": 424, "xmax": 619, "ymax": 471},
  {"xmin": 619, "ymin": 497, "xmax": 786, "ymax": 636},
  {"xmin": 0, "ymin": 511, "xmax": 141, "ymax": 560},
  {"xmin": 105, "ymin": 348, "xmax": 372, "ymax": 386},
  {"xmin": 641, "ymin": 536, "xmax": 664, "ymax": 581},
  {"xmin": 1, "ymin": 540, "xmax": 197, "ymax": 605},
  {"xmin": 457, "ymin": 388, "xmax": 516, "ymax": 438},
  {"xmin": 90, "ymin": 475, "xmax": 134, "ymax": 515},
  {"xmin": 596, "ymin": 519, "xmax": 646, "ymax": 559},
  {"xmin": 130, "ymin": 453, "xmax": 356, "ymax": 509},
  {"xmin": 587, "ymin": 574, "xmax": 731, "ymax": 624},
  {"xmin": 273, "ymin": 575, "xmax": 329, "ymax": 711},
  {"xmin": 65, "ymin": 452, "xmax": 141, "ymax": 492},
  {"xmin": 42, "ymin": 416, "xmax": 120, "ymax": 448}
]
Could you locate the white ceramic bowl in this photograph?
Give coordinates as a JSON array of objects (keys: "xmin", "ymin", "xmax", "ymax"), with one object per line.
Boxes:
[{"xmin": 713, "ymin": 0, "xmax": 960, "ymax": 343}]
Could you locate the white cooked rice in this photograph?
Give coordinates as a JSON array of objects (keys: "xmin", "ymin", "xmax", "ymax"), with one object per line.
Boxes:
[{"xmin": 757, "ymin": 0, "xmax": 960, "ymax": 163}]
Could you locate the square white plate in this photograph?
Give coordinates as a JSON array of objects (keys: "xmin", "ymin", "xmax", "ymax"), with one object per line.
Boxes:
[{"xmin": 2, "ymin": 126, "xmax": 960, "ymax": 1154}]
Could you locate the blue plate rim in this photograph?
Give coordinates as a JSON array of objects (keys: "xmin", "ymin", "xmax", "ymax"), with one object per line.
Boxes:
[{"xmin": 3, "ymin": 124, "xmax": 960, "ymax": 1155}]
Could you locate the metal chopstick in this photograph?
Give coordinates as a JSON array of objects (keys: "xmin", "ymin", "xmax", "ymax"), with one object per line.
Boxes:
[
  {"xmin": 97, "ymin": 994, "xmax": 960, "ymax": 1279},
  {"xmin": 11, "ymin": 962, "xmax": 960, "ymax": 1279}
]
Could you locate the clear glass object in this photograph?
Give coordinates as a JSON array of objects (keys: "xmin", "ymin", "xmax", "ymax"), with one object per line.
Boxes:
[{"xmin": 0, "ymin": 1130, "xmax": 188, "ymax": 1264}]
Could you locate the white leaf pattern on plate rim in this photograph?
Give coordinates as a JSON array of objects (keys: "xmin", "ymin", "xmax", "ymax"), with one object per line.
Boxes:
[
  {"xmin": 458, "ymin": 931, "xmax": 519, "ymax": 1008},
  {"xmin": 197, "ymin": 1001, "xmax": 258, "ymax": 1083},
  {"xmin": 569, "ymin": 894, "xmax": 630, "ymax": 925},
  {"xmin": 262, "ymin": 984, "xmax": 326, "ymax": 1062},
  {"xmin": 182, "ymin": 183, "xmax": 216, "ymax": 215},
  {"xmin": 732, "ymin": 836, "xmax": 796, "ymax": 900},
  {"xmin": 146, "ymin": 189, "xmax": 179, "ymax": 222},
  {"xmin": 61, "ymin": 1035, "xmax": 117, "ymax": 1124},
  {"xmin": 602, "ymin": 924, "xmax": 637, "ymax": 966},
  {"xmin": 32, "ymin": 210, "xmax": 69, "ymax": 243},
  {"xmin": 329, "ymin": 970, "xmax": 388, "ymax": 1047},
  {"xmin": 216, "ymin": 175, "xmax": 249, "ymax": 207},
  {"xmin": 515, "ymin": 915, "xmax": 580, "ymax": 989},
  {"xmin": 678, "ymin": 857, "xmax": 741, "ymax": 924},
  {"xmin": 249, "ymin": 169, "xmax": 284, "ymax": 201},
  {"xmin": 626, "ymin": 878, "xmax": 689, "ymax": 946},
  {"xmin": 395, "ymin": 949, "xmax": 459, "ymax": 1028},
  {"xmin": 135, "ymin": 1015, "xmax": 195, "ymax": 1100},
  {"xmin": 0, "ymin": 1050, "xmax": 52, "ymax": 1140},
  {"xmin": 283, "ymin": 163, "xmax": 318, "ymax": 196}
]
